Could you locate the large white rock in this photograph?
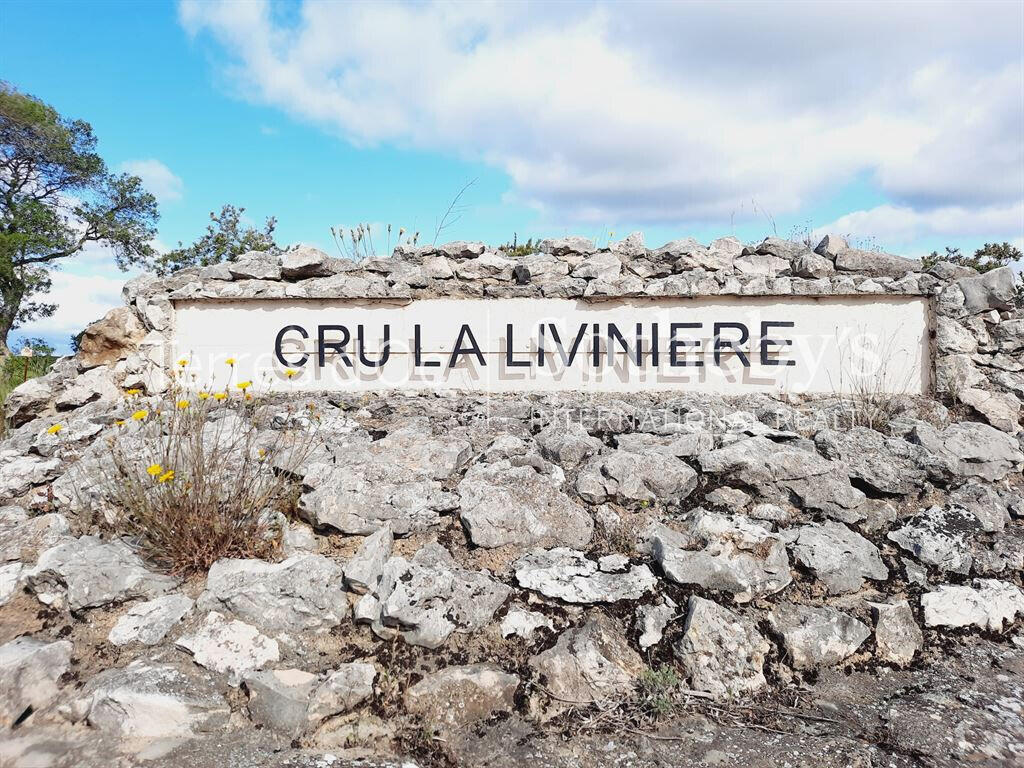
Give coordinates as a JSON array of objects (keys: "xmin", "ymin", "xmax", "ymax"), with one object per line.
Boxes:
[
  {"xmin": 921, "ymin": 580, "xmax": 1024, "ymax": 632},
  {"xmin": 26, "ymin": 536, "xmax": 178, "ymax": 611},
  {"xmin": 68, "ymin": 661, "xmax": 230, "ymax": 747},
  {"xmin": 198, "ymin": 554, "xmax": 349, "ymax": 634},
  {"xmin": 674, "ymin": 596, "xmax": 769, "ymax": 699},
  {"xmin": 514, "ymin": 548, "xmax": 656, "ymax": 604},
  {"xmin": 177, "ymin": 612, "xmax": 280, "ymax": 686},
  {"xmin": 650, "ymin": 512, "xmax": 791, "ymax": 602},
  {"xmin": 0, "ymin": 637, "xmax": 72, "ymax": 727},
  {"xmin": 108, "ymin": 594, "xmax": 195, "ymax": 646}
]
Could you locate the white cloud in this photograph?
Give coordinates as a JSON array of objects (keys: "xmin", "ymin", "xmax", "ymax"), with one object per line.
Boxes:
[
  {"xmin": 120, "ymin": 159, "xmax": 184, "ymax": 203},
  {"xmin": 813, "ymin": 202, "xmax": 1024, "ymax": 250},
  {"xmin": 20, "ymin": 271, "xmax": 125, "ymax": 338},
  {"xmin": 178, "ymin": 0, "xmax": 1023, "ymax": 228}
]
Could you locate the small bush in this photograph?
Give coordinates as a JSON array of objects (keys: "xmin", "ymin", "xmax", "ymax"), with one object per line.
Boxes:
[{"xmin": 94, "ymin": 378, "xmax": 318, "ymax": 575}]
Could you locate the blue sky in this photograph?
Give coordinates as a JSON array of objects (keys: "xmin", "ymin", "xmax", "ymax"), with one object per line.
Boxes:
[{"xmin": 2, "ymin": 0, "xmax": 1022, "ymax": 351}]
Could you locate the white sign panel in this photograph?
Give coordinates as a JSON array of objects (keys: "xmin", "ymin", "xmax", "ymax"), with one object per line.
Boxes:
[{"xmin": 171, "ymin": 296, "xmax": 931, "ymax": 395}]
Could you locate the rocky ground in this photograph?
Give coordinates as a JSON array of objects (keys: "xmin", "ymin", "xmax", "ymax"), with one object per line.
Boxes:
[{"xmin": 0, "ymin": 234, "xmax": 1022, "ymax": 767}]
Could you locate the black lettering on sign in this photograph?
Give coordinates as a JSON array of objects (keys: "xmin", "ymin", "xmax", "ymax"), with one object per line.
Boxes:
[
  {"xmin": 318, "ymin": 324, "xmax": 352, "ymax": 367},
  {"xmin": 357, "ymin": 324, "xmax": 390, "ymax": 368},
  {"xmin": 540, "ymin": 323, "xmax": 589, "ymax": 368},
  {"xmin": 760, "ymin": 321, "xmax": 796, "ymax": 366},
  {"xmin": 449, "ymin": 324, "xmax": 486, "ymax": 368},
  {"xmin": 714, "ymin": 322, "xmax": 749, "ymax": 367},
  {"xmin": 505, "ymin": 324, "xmax": 531, "ymax": 367},
  {"xmin": 274, "ymin": 325, "xmax": 309, "ymax": 367},
  {"xmin": 414, "ymin": 324, "xmax": 440, "ymax": 367},
  {"xmin": 669, "ymin": 322, "xmax": 702, "ymax": 367}
]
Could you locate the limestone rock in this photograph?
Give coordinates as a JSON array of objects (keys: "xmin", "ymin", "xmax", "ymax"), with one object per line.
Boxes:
[
  {"xmin": 529, "ymin": 614, "xmax": 643, "ymax": 716},
  {"xmin": 813, "ymin": 427, "xmax": 927, "ymax": 496},
  {"xmin": 0, "ymin": 455, "xmax": 62, "ymax": 501},
  {"xmin": 571, "ymin": 251, "xmax": 621, "ymax": 281},
  {"xmin": 921, "ymin": 580, "xmax": 1024, "ymax": 631},
  {"xmin": 54, "ymin": 366, "xmax": 120, "ymax": 410},
  {"xmin": 673, "ymin": 596, "xmax": 769, "ymax": 699},
  {"xmin": 280, "ymin": 245, "xmax": 334, "ymax": 279},
  {"xmin": 0, "ymin": 563, "xmax": 22, "ymax": 606},
  {"xmin": 887, "ymin": 506, "xmax": 981, "ymax": 574},
  {"xmin": 576, "ymin": 449, "xmax": 697, "ymax": 505},
  {"xmin": 299, "ymin": 423, "xmax": 469, "ymax": 535},
  {"xmin": 651, "ymin": 512, "xmax": 791, "ymax": 602},
  {"xmin": 228, "ymin": 252, "xmax": 281, "ymax": 281},
  {"xmin": 957, "ymin": 267, "xmax": 1017, "ymax": 314},
  {"xmin": 198, "ymin": 554, "xmax": 349, "ymax": 634},
  {"xmin": 534, "ymin": 423, "xmax": 603, "ymax": 469},
  {"xmin": 500, "ymin": 608, "xmax": 554, "ymax": 639},
  {"xmin": 70, "ymin": 660, "xmax": 230, "ymax": 745},
  {"xmin": 243, "ymin": 668, "xmax": 316, "ymax": 736},
  {"xmin": 637, "ymin": 596, "xmax": 677, "ymax": 650},
  {"xmin": 428, "ymin": 241, "xmax": 486, "ymax": 259},
  {"xmin": 404, "ymin": 664, "xmax": 519, "ymax": 729},
  {"xmin": 958, "ymin": 388, "xmax": 1021, "ymax": 433},
  {"xmin": 834, "ymin": 248, "xmax": 921, "ymax": 277},
  {"xmin": 3, "ymin": 376, "xmax": 53, "ymax": 427},
  {"xmin": 109, "ymin": 594, "xmax": 194, "ymax": 646},
  {"xmin": 26, "ymin": 536, "xmax": 178, "ymax": 611},
  {"xmin": 514, "ymin": 548, "xmax": 657, "ymax": 604},
  {"xmin": 0, "ymin": 637, "xmax": 72, "ymax": 727},
  {"xmin": 177, "ymin": 611, "xmax": 280, "ymax": 685},
  {"xmin": 306, "ymin": 662, "xmax": 377, "ymax": 725},
  {"xmin": 344, "ymin": 525, "xmax": 394, "ymax": 594},
  {"xmin": 793, "ymin": 252, "xmax": 835, "ymax": 278},
  {"xmin": 376, "ymin": 544, "xmax": 511, "ymax": 648},
  {"xmin": 0, "ymin": 509, "xmax": 69, "ymax": 562},
  {"xmin": 77, "ymin": 306, "xmax": 146, "ymax": 368},
  {"xmin": 768, "ymin": 603, "xmax": 870, "ymax": 669},
  {"xmin": 538, "ymin": 236, "xmax": 595, "ymax": 257},
  {"xmin": 698, "ymin": 436, "xmax": 865, "ymax": 520},
  {"xmin": 458, "ymin": 460, "xmax": 593, "ymax": 549},
  {"xmin": 909, "ymin": 421, "xmax": 1023, "ymax": 482},
  {"xmin": 784, "ymin": 521, "xmax": 888, "ymax": 594},
  {"xmin": 868, "ymin": 600, "xmax": 922, "ymax": 665}
]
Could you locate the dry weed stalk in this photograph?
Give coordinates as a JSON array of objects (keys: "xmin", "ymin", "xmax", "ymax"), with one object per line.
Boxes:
[{"xmin": 95, "ymin": 369, "xmax": 319, "ymax": 575}]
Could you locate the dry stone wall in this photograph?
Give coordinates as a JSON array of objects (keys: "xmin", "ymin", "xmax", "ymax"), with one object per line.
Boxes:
[{"xmin": 0, "ymin": 232, "xmax": 1022, "ymax": 767}]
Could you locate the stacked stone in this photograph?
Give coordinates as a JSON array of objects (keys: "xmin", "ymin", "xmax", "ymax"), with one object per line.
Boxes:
[{"xmin": 0, "ymin": 233, "xmax": 1021, "ymax": 766}]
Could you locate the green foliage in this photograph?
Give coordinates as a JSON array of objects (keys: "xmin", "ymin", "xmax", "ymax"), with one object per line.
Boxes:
[
  {"xmin": 1, "ymin": 342, "xmax": 56, "ymax": 436},
  {"xmin": 0, "ymin": 82, "xmax": 159, "ymax": 353},
  {"xmin": 154, "ymin": 204, "xmax": 278, "ymax": 275},
  {"xmin": 499, "ymin": 234, "xmax": 538, "ymax": 258},
  {"xmin": 637, "ymin": 664, "xmax": 681, "ymax": 720},
  {"xmin": 922, "ymin": 242, "xmax": 1022, "ymax": 273}
]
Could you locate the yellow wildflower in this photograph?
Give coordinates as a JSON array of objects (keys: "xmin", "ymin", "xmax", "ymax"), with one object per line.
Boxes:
[
  {"xmin": 284, "ymin": 369, "xmax": 297, "ymax": 378},
  {"xmin": 245, "ymin": 393, "xmax": 253, "ymax": 401},
  {"xmin": 213, "ymin": 392, "xmax": 227, "ymax": 401},
  {"xmin": 237, "ymin": 381, "xmax": 252, "ymax": 391},
  {"xmin": 46, "ymin": 424, "xmax": 63, "ymax": 435},
  {"xmin": 115, "ymin": 420, "xmax": 126, "ymax": 428},
  {"xmin": 176, "ymin": 399, "xmax": 190, "ymax": 409},
  {"xmin": 198, "ymin": 392, "xmax": 210, "ymax": 400},
  {"xmin": 131, "ymin": 409, "xmax": 149, "ymax": 421},
  {"xmin": 157, "ymin": 470, "xmax": 175, "ymax": 483},
  {"xmin": 177, "ymin": 358, "xmax": 188, "ymax": 367},
  {"xmin": 147, "ymin": 463, "xmax": 163, "ymax": 476},
  {"xmin": 225, "ymin": 357, "xmax": 236, "ymax": 366},
  {"xmin": 124, "ymin": 388, "xmax": 141, "ymax": 397}
]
